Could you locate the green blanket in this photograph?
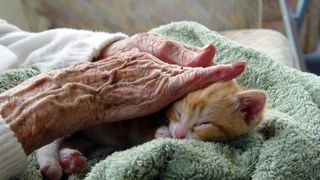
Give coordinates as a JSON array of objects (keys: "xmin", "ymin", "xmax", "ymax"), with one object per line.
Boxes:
[{"xmin": 7, "ymin": 21, "xmax": 320, "ymax": 179}]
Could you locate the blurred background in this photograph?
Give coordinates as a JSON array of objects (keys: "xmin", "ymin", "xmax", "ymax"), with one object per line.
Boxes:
[{"xmin": 0, "ymin": 0, "xmax": 319, "ymax": 75}]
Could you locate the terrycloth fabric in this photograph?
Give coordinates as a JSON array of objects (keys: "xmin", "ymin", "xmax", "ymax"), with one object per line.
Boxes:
[
  {"xmin": 7, "ymin": 21, "xmax": 320, "ymax": 179},
  {"xmin": 0, "ymin": 66, "xmax": 40, "ymax": 93}
]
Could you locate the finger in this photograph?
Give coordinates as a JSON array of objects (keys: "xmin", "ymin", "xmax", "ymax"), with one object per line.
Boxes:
[
  {"xmin": 132, "ymin": 33, "xmax": 215, "ymax": 67},
  {"xmin": 169, "ymin": 61, "xmax": 246, "ymax": 98},
  {"xmin": 184, "ymin": 44, "xmax": 216, "ymax": 67},
  {"xmin": 146, "ymin": 33, "xmax": 201, "ymax": 52},
  {"xmin": 154, "ymin": 42, "xmax": 215, "ymax": 67}
]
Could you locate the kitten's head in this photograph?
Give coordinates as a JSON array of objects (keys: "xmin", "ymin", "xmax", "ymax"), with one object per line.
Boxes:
[{"xmin": 166, "ymin": 80, "xmax": 266, "ymax": 141}]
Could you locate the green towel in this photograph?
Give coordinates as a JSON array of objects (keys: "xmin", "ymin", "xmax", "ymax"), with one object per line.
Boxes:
[
  {"xmin": 86, "ymin": 22, "xmax": 320, "ymax": 179},
  {"xmin": 7, "ymin": 21, "xmax": 320, "ymax": 179},
  {"xmin": 0, "ymin": 66, "xmax": 40, "ymax": 94}
]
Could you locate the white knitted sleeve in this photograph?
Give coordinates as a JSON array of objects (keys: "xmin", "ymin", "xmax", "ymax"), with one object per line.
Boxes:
[
  {"xmin": 0, "ymin": 19, "xmax": 128, "ymax": 72},
  {"xmin": 0, "ymin": 117, "xmax": 27, "ymax": 179}
]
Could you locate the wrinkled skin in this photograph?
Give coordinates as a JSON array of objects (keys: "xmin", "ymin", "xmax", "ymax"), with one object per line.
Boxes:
[{"xmin": 0, "ymin": 33, "xmax": 245, "ymax": 154}]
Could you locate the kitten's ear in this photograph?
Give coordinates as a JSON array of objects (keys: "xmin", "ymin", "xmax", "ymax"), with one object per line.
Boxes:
[{"xmin": 236, "ymin": 90, "xmax": 267, "ymax": 124}]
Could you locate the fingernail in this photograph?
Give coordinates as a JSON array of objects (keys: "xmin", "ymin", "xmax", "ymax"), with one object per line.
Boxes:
[
  {"xmin": 200, "ymin": 44, "xmax": 210, "ymax": 52},
  {"xmin": 232, "ymin": 60, "xmax": 246, "ymax": 70},
  {"xmin": 190, "ymin": 44, "xmax": 215, "ymax": 67},
  {"xmin": 200, "ymin": 44, "xmax": 214, "ymax": 52}
]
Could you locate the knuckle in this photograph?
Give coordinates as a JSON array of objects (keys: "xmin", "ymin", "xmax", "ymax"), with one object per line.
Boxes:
[
  {"xmin": 211, "ymin": 66, "xmax": 225, "ymax": 79},
  {"xmin": 161, "ymin": 41, "xmax": 174, "ymax": 49},
  {"xmin": 182, "ymin": 71, "xmax": 197, "ymax": 85},
  {"xmin": 157, "ymin": 41, "xmax": 174, "ymax": 57}
]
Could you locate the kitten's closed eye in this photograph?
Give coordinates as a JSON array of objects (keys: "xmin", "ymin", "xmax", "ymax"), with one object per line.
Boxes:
[
  {"xmin": 176, "ymin": 110, "xmax": 181, "ymax": 118},
  {"xmin": 193, "ymin": 122, "xmax": 213, "ymax": 131}
]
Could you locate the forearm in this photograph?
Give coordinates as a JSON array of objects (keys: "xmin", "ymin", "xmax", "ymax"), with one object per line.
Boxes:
[
  {"xmin": 0, "ymin": 60, "xmax": 116, "ymax": 154},
  {"xmin": 0, "ymin": 52, "xmax": 149, "ymax": 154}
]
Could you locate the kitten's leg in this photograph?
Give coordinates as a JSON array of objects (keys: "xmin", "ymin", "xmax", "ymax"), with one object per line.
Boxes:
[
  {"xmin": 154, "ymin": 126, "xmax": 172, "ymax": 139},
  {"xmin": 36, "ymin": 139, "xmax": 63, "ymax": 180},
  {"xmin": 58, "ymin": 136, "xmax": 94, "ymax": 175}
]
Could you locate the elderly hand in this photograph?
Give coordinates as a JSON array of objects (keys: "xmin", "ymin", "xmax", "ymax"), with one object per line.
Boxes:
[{"xmin": 0, "ymin": 35, "xmax": 245, "ymax": 155}]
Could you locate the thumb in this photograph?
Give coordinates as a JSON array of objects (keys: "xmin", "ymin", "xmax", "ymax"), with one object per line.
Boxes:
[{"xmin": 169, "ymin": 61, "xmax": 246, "ymax": 98}]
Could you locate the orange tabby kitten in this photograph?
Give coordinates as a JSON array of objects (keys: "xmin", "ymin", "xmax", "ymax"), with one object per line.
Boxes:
[
  {"xmin": 36, "ymin": 79, "xmax": 267, "ymax": 179},
  {"xmin": 165, "ymin": 79, "xmax": 266, "ymax": 141}
]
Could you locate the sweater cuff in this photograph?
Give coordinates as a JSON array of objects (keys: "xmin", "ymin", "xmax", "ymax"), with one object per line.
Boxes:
[
  {"xmin": 66, "ymin": 32, "xmax": 128, "ymax": 63},
  {"xmin": 0, "ymin": 116, "xmax": 27, "ymax": 179},
  {"xmin": 37, "ymin": 32, "xmax": 128, "ymax": 73}
]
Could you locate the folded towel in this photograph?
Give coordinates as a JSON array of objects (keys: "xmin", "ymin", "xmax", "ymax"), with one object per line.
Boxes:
[{"xmin": 9, "ymin": 21, "xmax": 320, "ymax": 179}]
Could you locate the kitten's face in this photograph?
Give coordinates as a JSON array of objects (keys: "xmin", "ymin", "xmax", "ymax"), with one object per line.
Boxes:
[{"xmin": 166, "ymin": 80, "xmax": 266, "ymax": 141}]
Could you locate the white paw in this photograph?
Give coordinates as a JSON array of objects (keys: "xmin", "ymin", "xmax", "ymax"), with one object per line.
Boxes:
[
  {"xmin": 59, "ymin": 148, "xmax": 87, "ymax": 175},
  {"xmin": 155, "ymin": 126, "xmax": 172, "ymax": 139},
  {"xmin": 37, "ymin": 157, "xmax": 63, "ymax": 180}
]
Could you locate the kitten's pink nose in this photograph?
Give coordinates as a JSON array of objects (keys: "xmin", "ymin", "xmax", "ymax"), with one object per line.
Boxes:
[{"xmin": 175, "ymin": 126, "xmax": 187, "ymax": 139}]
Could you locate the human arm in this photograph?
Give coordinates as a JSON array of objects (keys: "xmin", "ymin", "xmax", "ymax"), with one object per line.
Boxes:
[
  {"xmin": 0, "ymin": 50, "xmax": 245, "ymax": 155},
  {"xmin": 0, "ymin": 51, "xmax": 244, "ymax": 179}
]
